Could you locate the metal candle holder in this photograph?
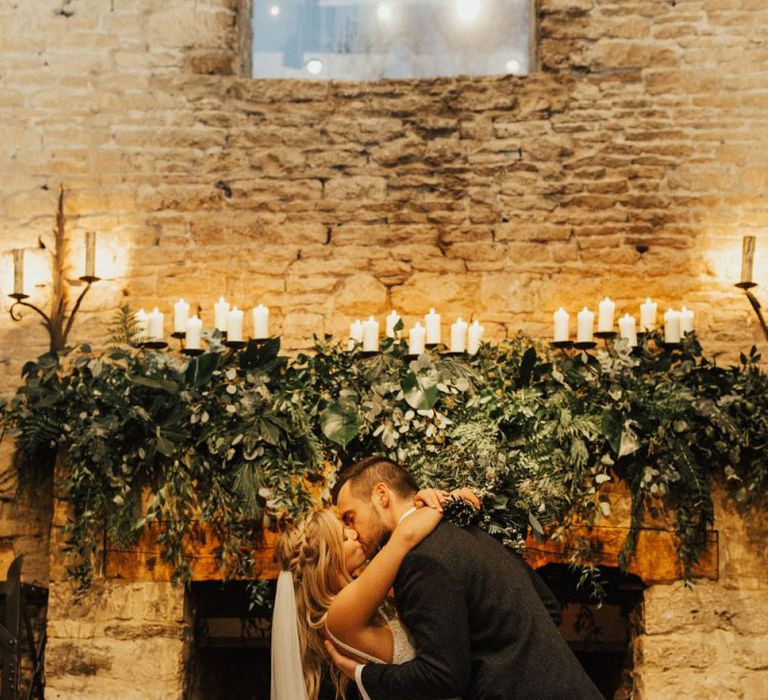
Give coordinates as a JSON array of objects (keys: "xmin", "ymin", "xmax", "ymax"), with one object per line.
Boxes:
[
  {"xmin": 736, "ymin": 281, "xmax": 768, "ymax": 341},
  {"xmin": 8, "ymin": 187, "xmax": 100, "ymax": 353}
]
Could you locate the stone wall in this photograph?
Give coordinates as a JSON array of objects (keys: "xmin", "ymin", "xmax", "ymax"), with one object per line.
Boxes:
[
  {"xmin": 1, "ymin": 0, "xmax": 768, "ymax": 698},
  {"xmin": 1, "ymin": 0, "xmax": 767, "ymax": 397},
  {"xmin": 636, "ymin": 490, "xmax": 768, "ymax": 700}
]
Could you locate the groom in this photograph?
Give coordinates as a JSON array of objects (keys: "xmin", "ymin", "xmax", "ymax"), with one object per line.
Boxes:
[{"xmin": 326, "ymin": 456, "xmax": 603, "ymax": 700}]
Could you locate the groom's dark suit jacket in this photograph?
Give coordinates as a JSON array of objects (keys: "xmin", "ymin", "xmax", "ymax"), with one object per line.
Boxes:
[{"xmin": 360, "ymin": 521, "xmax": 603, "ymax": 700}]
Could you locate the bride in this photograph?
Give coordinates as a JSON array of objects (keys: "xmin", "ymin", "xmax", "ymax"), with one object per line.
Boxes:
[{"xmin": 271, "ymin": 488, "xmax": 473, "ymax": 700}]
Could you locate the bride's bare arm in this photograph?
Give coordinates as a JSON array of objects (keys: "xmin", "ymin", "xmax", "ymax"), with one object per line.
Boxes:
[{"xmin": 326, "ymin": 504, "xmax": 442, "ymax": 639}]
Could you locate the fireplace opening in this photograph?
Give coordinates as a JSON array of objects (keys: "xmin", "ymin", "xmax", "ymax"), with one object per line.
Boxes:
[
  {"xmin": 537, "ymin": 564, "xmax": 644, "ymax": 700},
  {"xmin": 185, "ymin": 581, "xmax": 274, "ymax": 700}
]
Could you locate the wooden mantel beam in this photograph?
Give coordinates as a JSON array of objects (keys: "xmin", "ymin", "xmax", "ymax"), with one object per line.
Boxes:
[{"xmin": 103, "ymin": 523, "xmax": 718, "ymax": 586}]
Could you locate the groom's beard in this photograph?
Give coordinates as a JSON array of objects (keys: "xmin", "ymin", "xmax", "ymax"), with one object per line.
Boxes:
[{"xmin": 366, "ymin": 518, "xmax": 392, "ymax": 559}]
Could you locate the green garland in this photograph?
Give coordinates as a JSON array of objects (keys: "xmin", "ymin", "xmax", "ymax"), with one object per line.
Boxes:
[{"xmin": 1, "ymin": 307, "xmax": 766, "ymax": 602}]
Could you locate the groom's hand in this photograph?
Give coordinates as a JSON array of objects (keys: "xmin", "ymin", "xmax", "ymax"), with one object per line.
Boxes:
[{"xmin": 323, "ymin": 640, "xmax": 359, "ymax": 680}]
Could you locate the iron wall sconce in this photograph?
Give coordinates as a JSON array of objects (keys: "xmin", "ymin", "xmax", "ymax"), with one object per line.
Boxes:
[{"xmin": 8, "ymin": 187, "xmax": 100, "ymax": 353}]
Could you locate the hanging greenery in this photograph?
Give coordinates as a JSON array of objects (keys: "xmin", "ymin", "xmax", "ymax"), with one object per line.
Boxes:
[{"xmin": 1, "ymin": 307, "xmax": 766, "ymax": 602}]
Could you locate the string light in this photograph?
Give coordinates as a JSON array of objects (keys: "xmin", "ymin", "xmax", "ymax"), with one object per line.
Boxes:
[
  {"xmin": 455, "ymin": 0, "xmax": 482, "ymax": 24},
  {"xmin": 306, "ymin": 59, "xmax": 323, "ymax": 75}
]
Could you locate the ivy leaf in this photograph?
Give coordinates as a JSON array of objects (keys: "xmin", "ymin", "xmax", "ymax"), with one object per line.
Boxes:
[
  {"xmin": 601, "ymin": 408, "xmax": 623, "ymax": 454},
  {"xmin": 517, "ymin": 347, "xmax": 537, "ymax": 389},
  {"xmin": 185, "ymin": 353, "xmax": 219, "ymax": 387},
  {"xmin": 320, "ymin": 401, "xmax": 360, "ymax": 447},
  {"xmin": 402, "ymin": 371, "xmax": 439, "ymax": 411},
  {"xmin": 128, "ymin": 374, "xmax": 179, "ymax": 394},
  {"xmin": 240, "ymin": 338, "xmax": 281, "ymax": 370}
]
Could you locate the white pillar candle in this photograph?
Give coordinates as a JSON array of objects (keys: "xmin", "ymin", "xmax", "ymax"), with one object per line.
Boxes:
[
  {"xmin": 597, "ymin": 297, "xmax": 615, "ymax": 333},
  {"xmin": 84, "ymin": 231, "xmax": 96, "ymax": 278},
  {"xmin": 227, "ymin": 306, "xmax": 244, "ymax": 341},
  {"xmin": 214, "ymin": 297, "xmax": 230, "ymax": 332},
  {"xmin": 362, "ymin": 316, "xmax": 379, "ymax": 352},
  {"xmin": 186, "ymin": 316, "xmax": 203, "ymax": 349},
  {"xmin": 252, "ymin": 304, "xmax": 269, "ymax": 339},
  {"xmin": 467, "ymin": 320, "xmax": 484, "ymax": 355},
  {"xmin": 664, "ymin": 309, "xmax": 681, "ymax": 343},
  {"xmin": 553, "ymin": 308, "xmax": 569, "ymax": 342},
  {"xmin": 135, "ymin": 308, "xmax": 148, "ymax": 337},
  {"xmin": 174, "ymin": 298, "xmax": 190, "ymax": 334},
  {"xmin": 640, "ymin": 298, "xmax": 657, "ymax": 332},
  {"xmin": 450, "ymin": 317, "xmax": 468, "ymax": 353},
  {"xmin": 348, "ymin": 319, "xmax": 364, "ymax": 350},
  {"xmin": 740, "ymin": 235, "xmax": 756, "ymax": 284},
  {"xmin": 618, "ymin": 313, "xmax": 637, "ymax": 348},
  {"xmin": 147, "ymin": 307, "xmax": 164, "ymax": 340},
  {"xmin": 424, "ymin": 308, "xmax": 441, "ymax": 345},
  {"xmin": 409, "ymin": 322, "xmax": 426, "ymax": 355},
  {"xmin": 385, "ymin": 310, "xmax": 401, "ymax": 337},
  {"xmin": 680, "ymin": 306, "xmax": 694, "ymax": 334},
  {"xmin": 12, "ymin": 249, "xmax": 24, "ymax": 296},
  {"xmin": 576, "ymin": 307, "xmax": 595, "ymax": 343}
]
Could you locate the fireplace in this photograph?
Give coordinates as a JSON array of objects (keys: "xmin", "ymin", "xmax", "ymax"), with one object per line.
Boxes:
[
  {"xmin": 539, "ymin": 564, "xmax": 644, "ymax": 700},
  {"xmin": 185, "ymin": 581, "xmax": 273, "ymax": 700}
]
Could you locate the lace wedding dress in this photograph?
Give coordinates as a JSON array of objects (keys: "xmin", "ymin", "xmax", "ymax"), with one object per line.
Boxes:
[{"xmin": 326, "ymin": 609, "xmax": 416, "ymax": 664}]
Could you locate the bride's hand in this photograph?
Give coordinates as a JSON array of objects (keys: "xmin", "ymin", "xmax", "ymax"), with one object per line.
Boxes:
[
  {"xmin": 414, "ymin": 487, "xmax": 450, "ymax": 511},
  {"xmin": 449, "ymin": 486, "xmax": 481, "ymax": 510}
]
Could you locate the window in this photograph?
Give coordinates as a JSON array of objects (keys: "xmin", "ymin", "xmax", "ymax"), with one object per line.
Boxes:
[{"xmin": 252, "ymin": 0, "xmax": 533, "ymax": 81}]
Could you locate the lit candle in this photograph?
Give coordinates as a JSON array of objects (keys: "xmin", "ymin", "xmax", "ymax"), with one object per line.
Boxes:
[
  {"xmin": 362, "ymin": 316, "xmax": 379, "ymax": 352},
  {"xmin": 450, "ymin": 317, "xmax": 468, "ymax": 353},
  {"xmin": 135, "ymin": 308, "xmax": 148, "ymax": 337},
  {"xmin": 348, "ymin": 319, "xmax": 364, "ymax": 350},
  {"xmin": 409, "ymin": 322, "xmax": 426, "ymax": 355},
  {"xmin": 84, "ymin": 231, "xmax": 96, "ymax": 278},
  {"xmin": 424, "ymin": 308, "xmax": 441, "ymax": 345},
  {"xmin": 740, "ymin": 235, "xmax": 756, "ymax": 285},
  {"xmin": 12, "ymin": 249, "xmax": 24, "ymax": 296},
  {"xmin": 664, "ymin": 309, "xmax": 681, "ymax": 343},
  {"xmin": 186, "ymin": 316, "xmax": 203, "ymax": 350},
  {"xmin": 618, "ymin": 314, "xmax": 637, "ymax": 348},
  {"xmin": 680, "ymin": 306, "xmax": 694, "ymax": 335},
  {"xmin": 147, "ymin": 307, "xmax": 164, "ymax": 340},
  {"xmin": 577, "ymin": 307, "xmax": 594, "ymax": 343},
  {"xmin": 214, "ymin": 297, "xmax": 230, "ymax": 333},
  {"xmin": 174, "ymin": 298, "xmax": 190, "ymax": 334},
  {"xmin": 252, "ymin": 304, "xmax": 269, "ymax": 339},
  {"xmin": 553, "ymin": 308, "xmax": 569, "ymax": 342},
  {"xmin": 467, "ymin": 320, "xmax": 484, "ymax": 355},
  {"xmin": 227, "ymin": 306, "xmax": 244, "ymax": 341},
  {"xmin": 385, "ymin": 310, "xmax": 401, "ymax": 337},
  {"xmin": 597, "ymin": 297, "xmax": 615, "ymax": 333},
  {"xmin": 640, "ymin": 298, "xmax": 657, "ymax": 332}
]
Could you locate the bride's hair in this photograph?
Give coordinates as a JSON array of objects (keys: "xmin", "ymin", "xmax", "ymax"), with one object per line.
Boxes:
[{"xmin": 276, "ymin": 510, "xmax": 352, "ymax": 700}]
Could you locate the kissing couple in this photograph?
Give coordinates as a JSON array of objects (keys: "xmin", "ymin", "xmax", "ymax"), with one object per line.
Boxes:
[{"xmin": 271, "ymin": 456, "xmax": 603, "ymax": 700}]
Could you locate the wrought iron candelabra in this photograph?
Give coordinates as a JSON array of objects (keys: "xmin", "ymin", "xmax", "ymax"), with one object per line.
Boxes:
[
  {"xmin": 736, "ymin": 235, "xmax": 768, "ymax": 342},
  {"xmin": 8, "ymin": 187, "xmax": 100, "ymax": 352}
]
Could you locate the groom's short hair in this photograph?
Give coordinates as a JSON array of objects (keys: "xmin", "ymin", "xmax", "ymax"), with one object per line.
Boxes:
[{"xmin": 332, "ymin": 456, "xmax": 418, "ymax": 503}]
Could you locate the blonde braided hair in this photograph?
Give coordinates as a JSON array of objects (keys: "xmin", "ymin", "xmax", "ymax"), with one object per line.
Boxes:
[{"xmin": 276, "ymin": 510, "xmax": 353, "ymax": 700}]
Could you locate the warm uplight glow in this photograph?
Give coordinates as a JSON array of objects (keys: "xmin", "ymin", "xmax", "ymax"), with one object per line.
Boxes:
[
  {"xmin": 455, "ymin": 0, "xmax": 483, "ymax": 24},
  {"xmin": 505, "ymin": 58, "xmax": 521, "ymax": 74},
  {"xmin": 306, "ymin": 59, "xmax": 323, "ymax": 75},
  {"xmin": 270, "ymin": 5, "xmax": 280, "ymax": 17}
]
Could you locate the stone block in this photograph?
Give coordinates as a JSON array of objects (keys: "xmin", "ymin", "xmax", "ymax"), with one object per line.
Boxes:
[{"xmin": 332, "ymin": 274, "xmax": 388, "ymax": 316}]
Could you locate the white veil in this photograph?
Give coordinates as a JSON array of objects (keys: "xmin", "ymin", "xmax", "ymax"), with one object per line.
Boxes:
[{"xmin": 271, "ymin": 570, "xmax": 309, "ymax": 700}]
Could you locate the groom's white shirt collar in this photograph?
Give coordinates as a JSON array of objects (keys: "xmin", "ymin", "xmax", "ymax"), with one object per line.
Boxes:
[{"xmin": 398, "ymin": 506, "xmax": 417, "ymax": 524}]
